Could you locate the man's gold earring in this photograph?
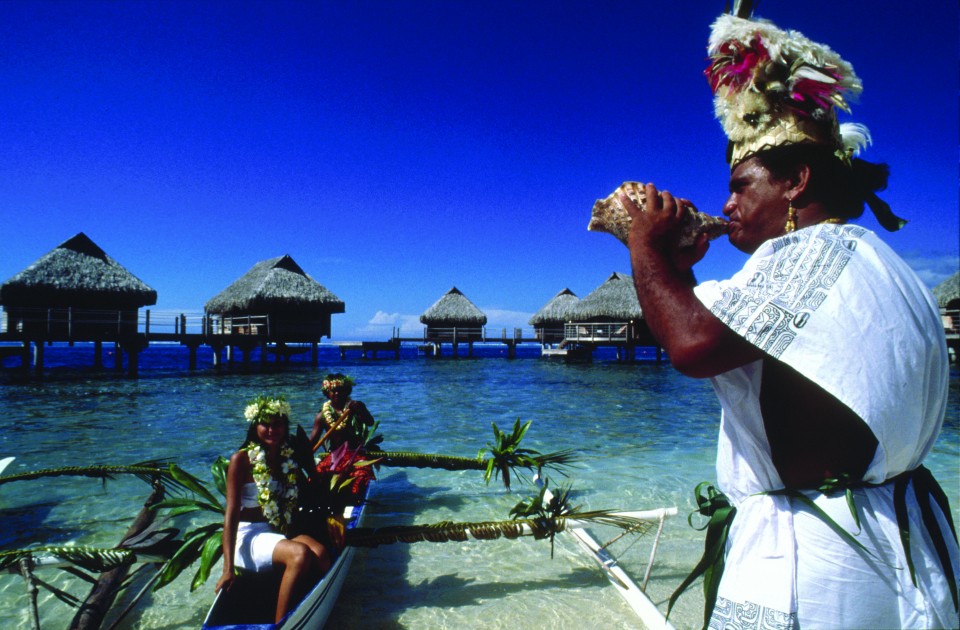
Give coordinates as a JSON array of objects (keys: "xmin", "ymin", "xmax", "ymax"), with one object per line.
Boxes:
[{"xmin": 785, "ymin": 201, "xmax": 797, "ymax": 233}]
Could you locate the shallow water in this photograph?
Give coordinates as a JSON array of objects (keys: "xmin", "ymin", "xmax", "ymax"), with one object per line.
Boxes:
[{"xmin": 1, "ymin": 344, "xmax": 957, "ymax": 629}]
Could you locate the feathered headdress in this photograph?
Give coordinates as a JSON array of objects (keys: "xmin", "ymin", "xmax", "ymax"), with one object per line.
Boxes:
[{"xmin": 706, "ymin": 13, "xmax": 869, "ymax": 167}]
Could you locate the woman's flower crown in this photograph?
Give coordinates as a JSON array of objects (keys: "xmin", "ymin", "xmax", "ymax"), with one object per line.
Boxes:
[
  {"xmin": 321, "ymin": 375, "xmax": 355, "ymax": 395},
  {"xmin": 243, "ymin": 395, "xmax": 292, "ymax": 424}
]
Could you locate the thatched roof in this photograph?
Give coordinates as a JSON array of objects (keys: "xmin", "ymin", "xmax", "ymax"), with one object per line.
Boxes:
[
  {"xmin": 569, "ymin": 272, "xmax": 641, "ymax": 321},
  {"xmin": 419, "ymin": 287, "xmax": 487, "ymax": 326},
  {"xmin": 0, "ymin": 232, "xmax": 157, "ymax": 308},
  {"xmin": 529, "ymin": 288, "xmax": 580, "ymax": 326},
  {"xmin": 933, "ymin": 271, "xmax": 960, "ymax": 309},
  {"xmin": 204, "ymin": 255, "xmax": 344, "ymax": 315}
]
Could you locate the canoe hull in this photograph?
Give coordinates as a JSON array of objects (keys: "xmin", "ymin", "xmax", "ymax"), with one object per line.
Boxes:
[{"xmin": 202, "ymin": 490, "xmax": 369, "ymax": 630}]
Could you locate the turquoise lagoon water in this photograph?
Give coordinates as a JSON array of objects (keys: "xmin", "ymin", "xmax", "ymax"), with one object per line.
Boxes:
[{"xmin": 1, "ymin": 344, "xmax": 957, "ymax": 630}]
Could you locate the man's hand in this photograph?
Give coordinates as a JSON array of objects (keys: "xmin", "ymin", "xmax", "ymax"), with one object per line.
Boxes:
[{"xmin": 623, "ymin": 182, "xmax": 709, "ymax": 271}]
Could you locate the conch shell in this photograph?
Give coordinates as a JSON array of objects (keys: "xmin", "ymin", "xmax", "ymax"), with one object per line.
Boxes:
[{"xmin": 589, "ymin": 182, "xmax": 728, "ymax": 248}]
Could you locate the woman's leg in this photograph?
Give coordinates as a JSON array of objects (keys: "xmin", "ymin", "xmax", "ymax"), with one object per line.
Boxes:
[
  {"xmin": 270, "ymin": 536, "xmax": 331, "ymax": 623},
  {"xmin": 291, "ymin": 534, "xmax": 331, "ymax": 574},
  {"xmin": 272, "ymin": 539, "xmax": 319, "ymax": 623}
]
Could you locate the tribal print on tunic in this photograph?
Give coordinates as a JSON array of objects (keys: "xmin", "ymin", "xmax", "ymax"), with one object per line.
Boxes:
[
  {"xmin": 704, "ymin": 224, "xmax": 865, "ymax": 358},
  {"xmin": 709, "ymin": 596, "xmax": 797, "ymax": 630}
]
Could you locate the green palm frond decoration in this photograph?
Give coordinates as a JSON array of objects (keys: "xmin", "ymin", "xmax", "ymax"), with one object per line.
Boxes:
[
  {"xmin": 0, "ymin": 546, "xmax": 137, "ymax": 574},
  {"xmin": 0, "ymin": 460, "xmax": 191, "ymax": 494},
  {"xmin": 478, "ymin": 418, "xmax": 577, "ymax": 489},
  {"xmin": 150, "ymin": 457, "xmax": 229, "ymax": 592},
  {"xmin": 347, "ymin": 482, "xmax": 653, "ymax": 558},
  {"xmin": 379, "ymin": 419, "xmax": 578, "ymax": 489},
  {"xmin": 376, "ymin": 451, "xmax": 484, "ymax": 470}
]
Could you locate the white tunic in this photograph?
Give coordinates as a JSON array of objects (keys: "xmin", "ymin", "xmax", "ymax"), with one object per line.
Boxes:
[{"xmin": 694, "ymin": 224, "xmax": 958, "ymax": 628}]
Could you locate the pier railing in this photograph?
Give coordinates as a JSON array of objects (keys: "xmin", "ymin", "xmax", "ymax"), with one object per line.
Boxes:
[
  {"xmin": 563, "ymin": 322, "xmax": 633, "ymax": 343},
  {"xmin": 0, "ymin": 308, "xmax": 274, "ymax": 340},
  {"xmin": 421, "ymin": 327, "xmax": 526, "ymax": 343},
  {"xmin": 0, "ymin": 311, "xmax": 541, "ymax": 345}
]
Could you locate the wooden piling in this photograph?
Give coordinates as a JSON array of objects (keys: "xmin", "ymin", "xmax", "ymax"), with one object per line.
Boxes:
[{"xmin": 33, "ymin": 342, "xmax": 44, "ymax": 374}]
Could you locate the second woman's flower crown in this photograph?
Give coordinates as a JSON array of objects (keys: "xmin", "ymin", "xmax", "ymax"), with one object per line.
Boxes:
[
  {"xmin": 243, "ymin": 395, "xmax": 292, "ymax": 424},
  {"xmin": 321, "ymin": 375, "xmax": 355, "ymax": 395}
]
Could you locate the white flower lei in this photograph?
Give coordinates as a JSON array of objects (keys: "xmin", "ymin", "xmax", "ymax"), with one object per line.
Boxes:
[
  {"xmin": 321, "ymin": 399, "xmax": 352, "ymax": 427},
  {"xmin": 246, "ymin": 442, "xmax": 299, "ymax": 533}
]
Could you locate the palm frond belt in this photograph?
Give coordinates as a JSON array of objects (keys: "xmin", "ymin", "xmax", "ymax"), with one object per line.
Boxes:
[{"xmin": 671, "ymin": 466, "xmax": 959, "ymax": 623}]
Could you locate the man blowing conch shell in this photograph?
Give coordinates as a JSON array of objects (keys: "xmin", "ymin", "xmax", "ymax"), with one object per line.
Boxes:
[{"xmin": 589, "ymin": 6, "xmax": 958, "ymax": 630}]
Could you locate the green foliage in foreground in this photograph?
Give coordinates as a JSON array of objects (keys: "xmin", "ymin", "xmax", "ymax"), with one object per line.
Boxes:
[{"xmin": 2, "ymin": 418, "xmax": 599, "ymax": 624}]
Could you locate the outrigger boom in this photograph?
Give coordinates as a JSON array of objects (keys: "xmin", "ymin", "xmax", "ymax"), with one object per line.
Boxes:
[{"xmin": 540, "ymin": 479, "xmax": 678, "ymax": 630}]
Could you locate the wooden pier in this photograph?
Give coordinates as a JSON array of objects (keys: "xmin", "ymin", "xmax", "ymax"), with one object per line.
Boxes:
[
  {"xmin": 0, "ymin": 310, "xmax": 670, "ymax": 374},
  {"xmin": 345, "ymin": 324, "xmax": 665, "ymax": 362},
  {"xmin": 335, "ymin": 340, "xmax": 401, "ymax": 359},
  {"xmin": 0, "ymin": 309, "xmax": 331, "ymax": 376},
  {"xmin": 0, "ymin": 308, "xmax": 684, "ymax": 375}
]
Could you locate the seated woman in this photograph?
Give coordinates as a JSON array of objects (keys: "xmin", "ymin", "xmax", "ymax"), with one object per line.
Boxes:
[
  {"xmin": 310, "ymin": 373, "xmax": 375, "ymax": 452},
  {"xmin": 216, "ymin": 395, "xmax": 332, "ymax": 624}
]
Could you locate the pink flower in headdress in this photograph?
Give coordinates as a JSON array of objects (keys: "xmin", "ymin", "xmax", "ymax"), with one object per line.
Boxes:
[
  {"xmin": 789, "ymin": 68, "xmax": 847, "ymax": 116},
  {"xmin": 706, "ymin": 37, "xmax": 770, "ymax": 93}
]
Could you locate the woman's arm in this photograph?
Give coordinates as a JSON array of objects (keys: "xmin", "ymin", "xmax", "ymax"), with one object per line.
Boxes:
[{"xmin": 215, "ymin": 450, "xmax": 248, "ymax": 592}]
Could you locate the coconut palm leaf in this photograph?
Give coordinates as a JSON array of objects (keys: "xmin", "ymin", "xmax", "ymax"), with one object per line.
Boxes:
[
  {"xmin": 379, "ymin": 419, "xmax": 578, "ymax": 489},
  {"xmin": 153, "ymin": 522, "xmax": 224, "ymax": 591},
  {"xmin": 0, "ymin": 460, "xmax": 191, "ymax": 495},
  {"xmin": 478, "ymin": 418, "xmax": 577, "ymax": 489},
  {"xmin": 149, "ymin": 458, "xmax": 229, "ymax": 591}
]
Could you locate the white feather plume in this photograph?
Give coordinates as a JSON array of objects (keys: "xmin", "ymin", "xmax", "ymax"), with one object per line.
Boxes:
[{"xmin": 839, "ymin": 123, "xmax": 871, "ymax": 157}]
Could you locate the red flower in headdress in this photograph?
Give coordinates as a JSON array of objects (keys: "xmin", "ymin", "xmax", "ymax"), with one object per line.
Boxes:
[
  {"xmin": 706, "ymin": 37, "xmax": 769, "ymax": 93},
  {"xmin": 316, "ymin": 442, "xmax": 377, "ymax": 499}
]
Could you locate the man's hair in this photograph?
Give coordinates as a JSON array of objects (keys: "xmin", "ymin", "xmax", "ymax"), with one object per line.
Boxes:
[{"xmin": 755, "ymin": 144, "xmax": 890, "ymax": 221}]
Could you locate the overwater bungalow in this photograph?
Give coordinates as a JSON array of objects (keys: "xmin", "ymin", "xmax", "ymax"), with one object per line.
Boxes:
[
  {"xmin": 0, "ymin": 233, "xmax": 157, "ymax": 369},
  {"xmin": 566, "ymin": 272, "xmax": 658, "ymax": 360},
  {"xmin": 934, "ymin": 271, "xmax": 959, "ymax": 311},
  {"xmin": 204, "ymin": 255, "xmax": 344, "ymax": 344},
  {"xmin": 529, "ymin": 288, "xmax": 579, "ymax": 345},
  {"xmin": 934, "ymin": 271, "xmax": 959, "ymax": 360},
  {"xmin": 419, "ymin": 287, "xmax": 486, "ymax": 355}
]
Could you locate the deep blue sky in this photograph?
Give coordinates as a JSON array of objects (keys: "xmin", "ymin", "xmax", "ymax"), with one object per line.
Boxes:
[{"xmin": 2, "ymin": 0, "xmax": 957, "ymax": 340}]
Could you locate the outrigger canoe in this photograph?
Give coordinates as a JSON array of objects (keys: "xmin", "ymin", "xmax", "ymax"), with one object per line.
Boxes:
[{"xmin": 201, "ymin": 485, "xmax": 369, "ymax": 630}]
